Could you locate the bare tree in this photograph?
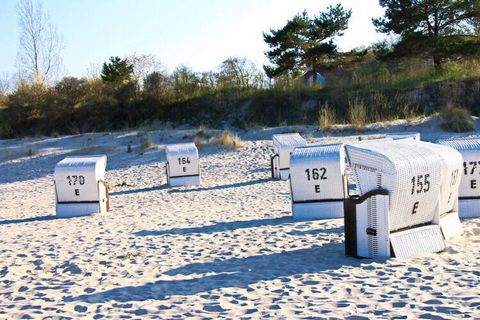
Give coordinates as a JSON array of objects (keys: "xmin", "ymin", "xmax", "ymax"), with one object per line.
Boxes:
[
  {"xmin": 126, "ymin": 53, "xmax": 166, "ymax": 88},
  {"xmin": 16, "ymin": 0, "xmax": 64, "ymax": 84},
  {"xmin": 85, "ymin": 62, "xmax": 102, "ymax": 79},
  {"xmin": 0, "ymin": 73, "xmax": 14, "ymax": 95},
  {"xmin": 0, "ymin": 73, "xmax": 11, "ymax": 106},
  {"xmin": 217, "ymin": 57, "xmax": 264, "ymax": 89}
]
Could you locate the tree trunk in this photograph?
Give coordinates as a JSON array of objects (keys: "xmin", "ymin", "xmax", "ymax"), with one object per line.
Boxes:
[
  {"xmin": 312, "ymin": 68, "xmax": 317, "ymax": 87},
  {"xmin": 433, "ymin": 55, "xmax": 442, "ymax": 72}
]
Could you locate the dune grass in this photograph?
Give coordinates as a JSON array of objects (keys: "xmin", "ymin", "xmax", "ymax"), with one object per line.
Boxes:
[
  {"xmin": 195, "ymin": 130, "xmax": 244, "ymax": 149},
  {"xmin": 440, "ymin": 106, "xmax": 475, "ymax": 132}
]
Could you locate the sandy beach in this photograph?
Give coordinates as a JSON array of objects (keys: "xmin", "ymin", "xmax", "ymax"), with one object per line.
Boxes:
[{"xmin": 1, "ymin": 118, "xmax": 479, "ymax": 319}]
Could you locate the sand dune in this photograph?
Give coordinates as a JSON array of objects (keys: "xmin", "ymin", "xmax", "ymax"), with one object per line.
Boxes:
[{"xmin": 1, "ymin": 119, "xmax": 479, "ymax": 318}]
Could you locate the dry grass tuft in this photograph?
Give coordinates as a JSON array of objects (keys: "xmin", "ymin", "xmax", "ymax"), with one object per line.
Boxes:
[
  {"xmin": 346, "ymin": 98, "xmax": 367, "ymax": 128},
  {"xmin": 317, "ymin": 103, "xmax": 336, "ymax": 130},
  {"xmin": 195, "ymin": 130, "xmax": 244, "ymax": 149},
  {"xmin": 440, "ymin": 106, "xmax": 475, "ymax": 132},
  {"xmin": 194, "ymin": 136, "xmax": 207, "ymax": 150},
  {"xmin": 140, "ymin": 137, "xmax": 157, "ymax": 149},
  {"xmin": 217, "ymin": 130, "xmax": 244, "ymax": 149}
]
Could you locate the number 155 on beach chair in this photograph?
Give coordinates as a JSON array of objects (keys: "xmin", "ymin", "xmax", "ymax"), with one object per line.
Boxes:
[{"xmin": 343, "ymin": 140, "xmax": 462, "ymax": 259}]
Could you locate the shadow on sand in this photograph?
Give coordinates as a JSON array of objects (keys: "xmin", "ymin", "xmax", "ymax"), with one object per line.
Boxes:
[
  {"xmin": 110, "ymin": 185, "xmax": 169, "ymax": 196},
  {"xmin": 67, "ymin": 241, "xmax": 373, "ymax": 303},
  {"xmin": 0, "ymin": 214, "xmax": 58, "ymax": 225},
  {"xmin": 134, "ymin": 216, "xmax": 296, "ymax": 237},
  {"xmin": 0, "ymin": 144, "xmax": 165, "ymax": 185},
  {"xmin": 166, "ymin": 178, "xmax": 272, "ymax": 194},
  {"xmin": 109, "ymin": 178, "xmax": 272, "ymax": 197}
]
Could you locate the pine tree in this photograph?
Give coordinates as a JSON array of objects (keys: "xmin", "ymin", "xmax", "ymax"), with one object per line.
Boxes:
[
  {"xmin": 101, "ymin": 56, "xmax": 134, "ymax": 85},
  {"xmin": 373, "ymin": 0, "xmax": 480, "ymax": 69},
  {"xmin": 263, "ymin": 4, "xmax": 352, "ymax": 82}
]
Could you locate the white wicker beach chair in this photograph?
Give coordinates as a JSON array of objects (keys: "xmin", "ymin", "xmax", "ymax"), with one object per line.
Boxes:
[
  {"xmin": 165, "ymin": 143, "xmax": 201, "ymax": 186},
  {"xmin": 289, "ymin": 143, "xmax": 347, "ymax": 220},
  {"xmin": 385, "ymin": 132, "xmax": 421, "ymax": 141},
  {"xmin": 395, "ymin": 140, "xmax": 463, "ymax": 239},
  {"xmin": 438, "ymin": 138, "xmax": 480, "ymax": 218},
  {"xmin": 344, "ymin": 140, "xmax": 447, "ymax": 259},
  {"xmin": 271, "ymin": 133, "xmax": 307, "ymax": 180},
  {"xmin": 54, "ymin": 155, "xmax": 109, "ymax": 218}
]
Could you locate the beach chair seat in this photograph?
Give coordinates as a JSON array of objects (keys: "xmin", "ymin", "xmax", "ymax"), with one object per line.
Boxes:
[{"xmin": 54, "ymin": 155, "xmax": 109, "ymax": 218}]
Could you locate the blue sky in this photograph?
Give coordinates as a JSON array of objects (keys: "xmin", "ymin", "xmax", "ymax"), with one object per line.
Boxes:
[{"xmin": 0, "ymin": 0, "xmax": 386, "ymax": 78}]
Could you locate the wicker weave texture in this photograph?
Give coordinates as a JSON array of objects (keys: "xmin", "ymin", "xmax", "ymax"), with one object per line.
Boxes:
[
  {"xmin": 438, "ymin": 138, "xmax": 480, "ymax": 199},
  {"xmin": 54, "ymin": 155, "xmax": 107, "ymax": 202},
  {"xmin": 398, "ymin": 140, "xmax": 462, "ymax": 215},
  {"xmin": 165, "ymin": 143, "xmax": 200, "ymax": 177},
  {"xmin": 290, "ymin": 144, "xmax": 345, "ymax": 202},
  {"xmin": 346, "ymin": 140, "xmax": 443, "ymax": 232},
  {"xmin": 390, "ymin": 225, "xmax": 446, "ymax": 259},
  {"xmin": 437, "ymin": 138, "xmax": 480, "ymax": 151},
  {"xmin": 385, "ymin": 132, "xmax": 421, "ymax": 141},
  {"xmin": 272, "ymin": 133, "xmax": 307, "ymax": 169}
]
